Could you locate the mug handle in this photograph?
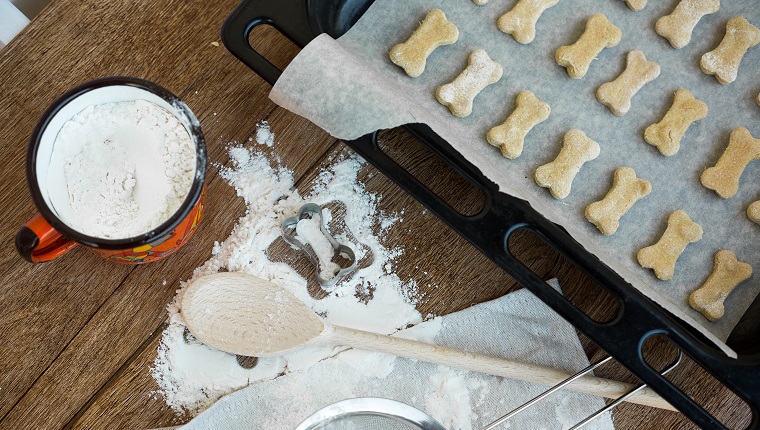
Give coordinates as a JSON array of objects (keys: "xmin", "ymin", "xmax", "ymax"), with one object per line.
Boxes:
[{"xmin": 16, "ymin": 213, "xmax": 78, "ymax": 263}]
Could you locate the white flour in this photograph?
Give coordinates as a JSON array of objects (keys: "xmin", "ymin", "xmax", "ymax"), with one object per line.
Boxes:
[
  {"xmin": 425, "ymin": 368, "xmax": 489, "ymax": 430},
  {"xmin": 295, "ymin": 216, "xmax": 342, "ymax": 281},
  {"xmin": 255, "ymin": 120, "xmax": 275, "ymax": 146},
  {"xmin": 47, "ymin": 100, "xmax": 195, "ymax": 239},
  {"xmin": 152, "ymin": 140, "xmax": 423, "ymax": 414}
]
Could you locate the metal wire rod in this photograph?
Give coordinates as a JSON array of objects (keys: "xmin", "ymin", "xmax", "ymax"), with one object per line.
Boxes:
[
  {"xmin": 569, "ymin": 352, "xmax": 683, "ymax": 430},
  {"xmin": 483, "ymin": 356, "xmax": 614, "ymax": 430}
]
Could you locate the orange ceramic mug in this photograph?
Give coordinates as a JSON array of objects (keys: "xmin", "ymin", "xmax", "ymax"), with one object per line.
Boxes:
[{"xmin": 15, "ymin": 77, "xmax": 207, "ymax": 264}]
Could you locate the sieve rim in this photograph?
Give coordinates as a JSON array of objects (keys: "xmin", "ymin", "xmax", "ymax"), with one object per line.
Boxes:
[{"xmin": 295, "ymin": 398, "xmax": 448, "ymax": 430}]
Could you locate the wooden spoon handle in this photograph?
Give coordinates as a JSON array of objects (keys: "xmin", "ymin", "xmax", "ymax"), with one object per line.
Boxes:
[{"xmin": 330, "ymin": 326, "xmax": 675, "ymax": 411}]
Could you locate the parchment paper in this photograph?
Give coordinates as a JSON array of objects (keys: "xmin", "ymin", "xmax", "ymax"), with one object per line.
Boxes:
[{"xmin": 270, "ymin": 0, "xmax": 760, "ymax": 357}]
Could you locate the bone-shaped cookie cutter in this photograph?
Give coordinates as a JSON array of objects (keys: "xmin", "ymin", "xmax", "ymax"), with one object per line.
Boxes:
[{"xmin": 281, "ymin": 203, "xmax": 357, "ymax": 287}]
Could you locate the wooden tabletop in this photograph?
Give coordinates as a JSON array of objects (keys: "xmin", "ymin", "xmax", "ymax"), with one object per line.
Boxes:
[{"xmin": 0, "ymin": 0, "xmax": 751, "ymax": 429}]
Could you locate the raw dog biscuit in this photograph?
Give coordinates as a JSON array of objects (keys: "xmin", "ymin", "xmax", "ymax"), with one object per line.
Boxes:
[
  {"xmin": 700, "ymin": 16, "xmax": 760, "ymax": 84},
  {"xmin": 656, "ymin": 0, "xmax": 720, "ymax": 49},
  {"xmin": 637, "ymin": 210, "xmax": 703, "ymax": 281},
  {"xmin": 498, "ymin": 0, "xmax": 560, "ymax": 44},
  {"xmin": 437, "ymin": 49, "xmax": 503, "ymax": 118},
  {"xmin": 535, "ymin": 129, "xmax": 600, "ymax": 199},
  {"xmin": 749, "ymin": 201, "xmax": 760, "ymax": 225},
  {"xmin": 624, "ymin": 0, "xmax": 647, "ymax": 11},
  {"xmin": 556, "ymin": 14, "xmax": 622, "ymax": 79},
  {"xmin": 597, "ymin": 50, "xmax": 661, "ymax": 116},
  {"xmin": 689, "ymin": 250, "xmax": 752, "ymax": 322},
  {"xmin": 644, "ymin": 89, "xmax": 708, "ymax": 156},
  {"xmin": 487, "ymin": 91, "xmax": 550, "ymax": 158},
  {"xmin": 389, "ymin": 9, "xmax": 459, "ymax": 78},
  {"xmin": 585, "ymin": 167, "xmax": 651, "ymax": 235},
  {"xmin": 701, "ymin": 127, "xmax": 760, "ymax": 199}
]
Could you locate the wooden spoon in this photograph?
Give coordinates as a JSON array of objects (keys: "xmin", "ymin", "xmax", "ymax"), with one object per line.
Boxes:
[{"xmin": 180, "ymin": 272, "xmax": 674, "ymax": 411}]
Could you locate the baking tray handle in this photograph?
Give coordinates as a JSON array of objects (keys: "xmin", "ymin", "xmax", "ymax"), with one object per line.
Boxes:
[{"xmin": 221, "ymin": 0, "xmax": 312, "ymax": 86}]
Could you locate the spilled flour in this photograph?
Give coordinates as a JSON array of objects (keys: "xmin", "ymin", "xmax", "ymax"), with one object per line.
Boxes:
[
  {"xmin": 151, "ymin": 127, "xmax": 615, "ymax": 430},
  {"xmin": 255, "ymin": 120, "xmax": 275, "ymax": 147},
  {"xmin": 295, "ymin": 216, "xmax": 342, "ymax": 281},
  {"xmin": 152, "ymin": 136, "xmax": 424, "ymax": 414}
]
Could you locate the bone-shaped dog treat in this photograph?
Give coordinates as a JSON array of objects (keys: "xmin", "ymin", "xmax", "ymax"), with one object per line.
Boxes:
[
  {"xmin": 535, "ymin": 129, "xmax": 600, "ymax": 199},
  {"xmin": 701, "ymin": 127, "xmax": 760, "ymax": 199},
  {"xmin": 596, "ymin": 50, "xmax": 660, "ymax": 116},
  {"xmin": 656, "ymin": 0, "xmax": 720, "ymax": 49},
  {"xmin": 486, "ymin": 91, "xmax": 550, "ymax": 159},
  {"xmin": 624, "ymin": 0, "xmax": 647, "ymax": 11},
  {"xmin": 389, "ymin": 9, "xmax": 459, "ymax": 78},
  {"xmin": 556, "ymin": 14, "xmax": 622, "ymax": 79},
  {"xmin": 497, "ymin": 0, "xmax": 560, "ymax": 44},
  {"xmin": 637, "ymin": 210, "xmax": 703, "ymax": 281},
  {"xmin": 644, "ymin": 89, "xmax": 708, "ymax": 156},
  {"xmin": 436, "ymin": 49, "xmax": 503, "ymax": 118},
  {"xmin": 585, "ymin": 167, "xmax": 651, "ymax": 235},
  {"xmin": 749, "ymin": 201, "xmax": 760, "ymax": 225},
  {"xmin": 689, "ymin": 250, "xmax": 752, "ymax": 322},
  {"xmin": 700, "ymin": 16, "xmax": 760, "ymax": 84}
]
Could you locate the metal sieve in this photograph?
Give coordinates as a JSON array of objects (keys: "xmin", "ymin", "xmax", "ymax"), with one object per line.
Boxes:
[{"xmin": 295, "ymin": 398, "xmax": 447, "ymax": 430}]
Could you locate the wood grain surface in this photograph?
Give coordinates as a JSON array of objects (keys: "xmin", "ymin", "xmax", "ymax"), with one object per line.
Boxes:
[{"xmin": 0, "ymin": 0, "xmax": 751, "ymax": 429}]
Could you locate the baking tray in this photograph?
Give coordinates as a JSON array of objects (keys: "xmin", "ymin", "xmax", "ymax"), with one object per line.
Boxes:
[{"xmin": 221, "ymin": 0, "xmax": 760, "ymax": 428}]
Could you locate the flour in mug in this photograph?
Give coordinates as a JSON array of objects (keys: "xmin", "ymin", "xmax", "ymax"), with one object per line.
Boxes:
[{"xmin": 47, "ymin": 100, "xmax": 196, "ymax": 239}]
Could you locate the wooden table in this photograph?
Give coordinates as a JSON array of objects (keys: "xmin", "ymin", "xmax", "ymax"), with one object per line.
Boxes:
[{"xmin": 0, "ymin": 0, "xmax": 750, "ymax": 429}]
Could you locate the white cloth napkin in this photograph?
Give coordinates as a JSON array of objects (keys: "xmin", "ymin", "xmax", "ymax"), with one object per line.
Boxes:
[
  {"xmin": 0, "ymin": 0, "xmax": 29, "ymax": 48},
  {"xmin": 176, "ymin": 281, "xmax": 615, "ymax": 430}
]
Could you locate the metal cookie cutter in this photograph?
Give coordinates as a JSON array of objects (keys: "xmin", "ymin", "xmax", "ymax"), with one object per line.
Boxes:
[{"xmin": 281, "ymin": 203, "xmax": 357, "ymax": 287}]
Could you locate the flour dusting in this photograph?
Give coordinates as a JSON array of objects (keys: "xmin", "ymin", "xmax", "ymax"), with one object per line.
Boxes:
[
  {"xmin": 428, "ymin": 368, "xmax": 490, "ymax": 430},
  {"xmin": 295, "ymin": 216, "xmax": 342, "ymax": 281},
  {"xmin": 255, "ymin": 120, "xmax": 275, "ymax": 146},
  {"xmin": 152, "ymin": 134, "xmax": 423, "ymax": 414}
]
